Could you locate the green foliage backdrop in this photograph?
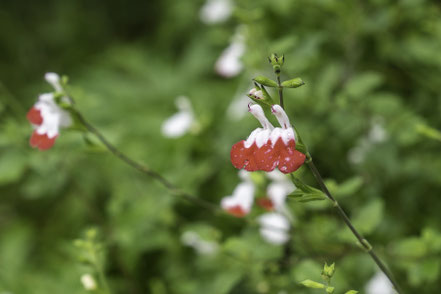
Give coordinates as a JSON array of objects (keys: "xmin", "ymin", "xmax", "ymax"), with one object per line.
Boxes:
[{"xmin": 1, "ymin": 0, "xmax": 441, "ymax": 293}]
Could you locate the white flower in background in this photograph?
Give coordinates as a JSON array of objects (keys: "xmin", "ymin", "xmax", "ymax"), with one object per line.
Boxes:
[
  {"xmin": 258, "ymin": 212, "xmax": 290, "ymax": 245},
  {"xmin": 221, "ymin": 170, "xmax": 255, "ymax": 217},
  {"xmin": 161, "ymin": 96, "xmax": 195, "ymax": 138},
  {"xmin": 348, "ymin": 117, "xmax": 388, "ymax": 164},
  {"xmin": 366, "ymin": 272, "xmax": 395, "ymax": 294},
  {"xmin": 26, "ymin": 72, "xmax": 72, "ymax": 151},
  {"xmin": 266, "ymin": 170, "xmax": 296, "ymax": 211},
  {"xmin": 199, "ymin": 0, "xmax": 232, "ymax": 24},
  {"xmin": 227, "ymin": 94, "xmax": 250, "ymax": 120},
  {"xmin": 215, "ymin": 28, "xmax": 245, "ymax": 78},
  {"xmin": 181, "ymin": 231, "xmax": 219, "ymax": 255},
  {"xmin": 369, "ymin": 121, "xmax": 388, "ymax": 143},
  {"xmin": 80, "ymin": 274, "xmax": 97, "ymax": 291}
]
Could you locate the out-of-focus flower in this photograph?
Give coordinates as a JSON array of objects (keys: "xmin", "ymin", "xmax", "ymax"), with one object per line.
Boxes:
[
  {"xmin": 181, "ymin": 231, "xmax": 219, "ymax": 255},
  {"xmin": 265, "ymin": 170, "xmax": 296, "ymax": 211},
  {"xmin": 80, "ymin": 274, "xmax": 97, "ymax": 291},
  {"xmin": 27, "ymin": 73, "xmax": 72, "ymax": 151},
  {"xmin": 365, "ymin": 272, "xmax": 395, "ymax": 294},
  {"xmin": 258, "ymin": 212, "xmax": 290, "ymax": 245},
  {"xmin": 161, "ymin": 96, "xmax": 195, "ymax": 138},
  {"xmin": 215, "ymin": 29, "xmax": 245, "ymax": 78},
  {"xmin": 231, "ymin": 103, "xmax": 305, "ymax": 174},
  {"xmin": 221, "ymin": 170, "xmax": 255, "ymax": 217},
  {"xmin": 199, "ymin": 0, "xmax": 232, "ymax": 24},
  {"xmin": 348, "ymin": 118, "xmax": 388, "ymax": 164}
]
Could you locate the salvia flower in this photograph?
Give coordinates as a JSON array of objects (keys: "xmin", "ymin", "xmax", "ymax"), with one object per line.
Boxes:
[
  {"xmin": 230, "ymin": 103, "xmax": 305, "ymax": 174},
  {"xmin": 199, "ymin": 0, "xmax": 232, "ymax": 24},
  {"xmin": 161, "ymin": 96, "xmax": 195, "ymax": 138},
  {"xmin": 365, "ymin": 272, "xmax": 394, "ymax": 294},
  {"xmin": 258, "ymin": 212, "xmax": 290, "ymax": 245},
  {"xmin": 215, "ymin": 28, "xmax": 245, "ymax": 78},
  {"xmin": 26, "ymin": 72, "xmax": 72, "ymax": 150},
  {"xmin": 220, "ymin": 170, "xmax": 255, "ymax": 217},
  {"xmin": 258, "ymin": 170, "xmax": 296, "ymax": 211}
]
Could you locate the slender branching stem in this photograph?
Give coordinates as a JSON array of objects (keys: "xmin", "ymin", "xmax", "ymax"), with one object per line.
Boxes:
[
  {"xmin": 73, "ymin": 110, "xmax": 219, "ymax": 212},
  {"xmin": 275, "ymin": 71, "xmax": 403, "ymax": 294}
]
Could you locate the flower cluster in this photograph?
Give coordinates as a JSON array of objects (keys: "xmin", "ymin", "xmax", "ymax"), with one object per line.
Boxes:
[
  {"xmin": 230, "ymin": 102, "xmax": 305, "ymax": 174},
  {"xmin": 26, "ymin": 73, "xmax": 72, "ymax": 150},
  {"xmin": 220, "ymin": 170, "xmax": 295, "ymax": 245}
]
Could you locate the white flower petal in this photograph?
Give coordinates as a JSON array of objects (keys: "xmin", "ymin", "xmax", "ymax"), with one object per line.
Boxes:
[
  {"xmin": 45, "ymin": 72, "xmax": 63, "ymax": 92},
  {"xmin": 161, "ymin": 96, "xmax": 194, "ymax": 138},
  {"xmin": 215, "ymin": 41, "xmax": 245, "ymax": 78},
  {"xmin": 200, "ymin": 0, "xmax": 232, "ymax": 24},
  {"xmin": 258, "ymin": 213, "xmax": 290, "ymax": 245},
  {"xmin": 365, "ymin": 272, "xmax": 395, "ymax": 294}
]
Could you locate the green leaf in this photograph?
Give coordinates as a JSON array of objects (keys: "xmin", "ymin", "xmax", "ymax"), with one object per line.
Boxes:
[
  {"xmin": 415, "ymin": 123, "xmax": 441, "ymax": 142},
  {"xmin": 281, "ymin": 77, "xmax": 305, "ymax": 88},
  {"xmin": 0, "ymin": 150, "xmax": 27, "ymax": 185},
  {"xmin": 289, "ymin": 189, "xmax": 326, "ymax": 203},
  {"xmin": 253, "ymin": 76, "xmax": 278, "ymax": 87},
  {"xmin": 344, "ymin": 291, "xmax": 359, "ymax": 294},
  {"xmin": 299, "ymin": 279, "xmax": 325, "ymax": 289},
  {"xmin": 351, "ymin": 198, "xmax": 384, "ymax": 234}
]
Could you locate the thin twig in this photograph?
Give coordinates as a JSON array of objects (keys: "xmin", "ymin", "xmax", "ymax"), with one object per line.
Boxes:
[{"xmin": 73, "ymin": 110, "xmax": 219, "ymax": 212}]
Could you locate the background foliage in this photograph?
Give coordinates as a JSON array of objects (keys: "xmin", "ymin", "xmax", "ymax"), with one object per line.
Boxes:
[{"xmin": 1, "ymin": 0, "xmax": 441, "ymax": 293}]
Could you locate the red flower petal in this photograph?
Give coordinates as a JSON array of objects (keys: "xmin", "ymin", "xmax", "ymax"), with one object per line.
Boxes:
[
  {"xmin": 29, "ymin": 131, "xmax": 57, "ymax": 151},
  {"xmin": 276, "ymin": 139, "xmax": 306, "ymax": 174},
  {"xmin": 230, "ymin": 141, "xmax": 257, "ymax": 170},
  {"xmin": 38, "ymin": 134, "xmax": 57, "ymax": 150},
  {"xmin": 225, "ymin": 205, "xmax": 247, "ymax": 217},
  {"xmin": 27, "ymin": 107, "xmax": 43, "ymax": 125},
  {"xmin": 257, "ymin": 197, "xmax": 274, "ymax": 211},
  {"xmin": 243, "ymin": 143, "xmax": 259, "ymax": 172},
  {"xmin": 254, "ymin": 142, "xmax": 278, "ymax": 172}
]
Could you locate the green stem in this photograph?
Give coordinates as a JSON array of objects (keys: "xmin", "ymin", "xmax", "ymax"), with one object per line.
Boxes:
[
  {"xmin": 73, "ymin": 109, "xmax": 219, "ymax": 212},
  {"xmin": 275, "ymin": 72, "xmax": 403, "ymax": 294},
  {"xmin": 276, "ymin": 75, "xmax": 284, "ymax": 109}
]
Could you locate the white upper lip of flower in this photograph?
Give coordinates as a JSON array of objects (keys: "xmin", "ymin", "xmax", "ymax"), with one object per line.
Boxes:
[
  {"xmin": 244, "ymin": 104, "xmax": 274, "ymax": 148},
  {"xmin": 243, "ymin": 103, "xmax": 296, "ymax": 148}
]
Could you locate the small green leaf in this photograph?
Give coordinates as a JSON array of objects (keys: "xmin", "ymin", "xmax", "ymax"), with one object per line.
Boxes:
[
  {"xmin": 289, "ymin": 190, "xmax": 326, "ymax": 203},
  {"xmin": 323, "ymin": 262, "xmax": 335, "ymax": 278},
  {"xmin": 299, "ymin": 279, "xmax": 325, "ymax": 289},
  {"xmin": 326, "ymin": 286, "xmax": 335, "ymax": 293},
  {"xmin": 344, "ymin": 291, "xmax": 358, "ymax": 294},
  {"xmin": 253, "ymin": 76, "xmax": 278, "ymax": 87},
  {"xmin": 281, "ymin": 78, "xmax": 305, "ymax": 88},
  {"xmin": 416, "ymin": 123, "xmax": 441, "ymax": 142}
]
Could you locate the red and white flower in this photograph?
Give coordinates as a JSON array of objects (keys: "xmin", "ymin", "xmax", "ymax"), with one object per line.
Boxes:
[
  {"xmin": 26, "ymin": 73, "xmax": 72, "ymax": 150},
  {"xmin": 257, "ymin": 170, "xmax": 296, "ymax": 211},
  {"xmin": 220, "ymin": 170, "xmax": 255, "ymax": 217},
  {"xmin": 230, "ymin": 103, "xmax": 305, "ymax": 174}
]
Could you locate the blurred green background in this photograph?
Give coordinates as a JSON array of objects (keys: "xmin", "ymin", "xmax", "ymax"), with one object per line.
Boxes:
[{"xmin": 1, "ymin": 0, "xmax": 441, "ymax": 293}]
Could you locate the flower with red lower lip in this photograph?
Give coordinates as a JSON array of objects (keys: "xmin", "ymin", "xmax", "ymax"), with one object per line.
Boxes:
[
  {"xmin": 220, "ymin": 170, "xmax": 255, "ymax": 217},
  {"xmin": 270, "ymin": 104, "xmax": 306, "ymax": 173},
  {"xmin": 230, "ymin": 103, "xmax": 305, "ymax": 174},
  {"xmin": 26, "ymin": 73, "xmax": 72, "ymax": 151},
  {"xmin": 230, "ymin": 103, "xmax": 274, "ymax": 172}
]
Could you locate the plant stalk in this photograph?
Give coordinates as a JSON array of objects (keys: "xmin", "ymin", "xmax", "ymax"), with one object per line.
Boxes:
[{"xmin": 274, "ymin": 69, "xmax": 403, "ymax": 294}]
